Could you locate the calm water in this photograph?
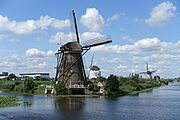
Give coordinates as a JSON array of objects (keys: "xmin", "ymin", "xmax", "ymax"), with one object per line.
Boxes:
[{"xmin": 1, "ymin": 82, "xmax": 180, "ymax": 120}]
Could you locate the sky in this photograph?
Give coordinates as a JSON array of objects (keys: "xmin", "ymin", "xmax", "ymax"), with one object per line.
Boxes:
[{"xmin": 0, "ymin": 0, "xmax": 180, "ymax": 78}]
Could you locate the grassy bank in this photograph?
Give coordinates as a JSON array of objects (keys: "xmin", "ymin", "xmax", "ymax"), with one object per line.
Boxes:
[
  {"xmin": 102, "ymin": 74, "xmax": 169, "ymax": 96},
  {"xmin": 0, "ymin": 79, "xmax": 52, "ymax": 95},
  {"xmin": 0, "ymin": 76, "xmax": 170, "ymax": 98},
  {"xmin": 128, "ymin": 87, "xmax": 154, "ymax": 96},
  {"xmin": 0, "ymin": 96, "xmax": 20, "ymax": 108}
]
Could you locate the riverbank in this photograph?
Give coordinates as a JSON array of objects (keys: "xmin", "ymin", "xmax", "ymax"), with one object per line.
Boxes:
[
  {"xmin": 128, "ymin": 87, "xmax": 154, "ymax": 96},
  {"xmin": 0, "ymin": 76, "xmax": 170, "ymax": 98}
]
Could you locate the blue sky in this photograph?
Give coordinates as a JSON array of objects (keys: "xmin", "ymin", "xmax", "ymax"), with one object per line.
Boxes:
[{"xmin": 0, "ymin": 0, "xmax": 180, "ymax": 78}]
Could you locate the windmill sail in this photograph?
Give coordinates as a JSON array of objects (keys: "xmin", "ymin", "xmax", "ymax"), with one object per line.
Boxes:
[{"xmin": 82, "ymin": 35, "xmax": 112, "ymax": 48}]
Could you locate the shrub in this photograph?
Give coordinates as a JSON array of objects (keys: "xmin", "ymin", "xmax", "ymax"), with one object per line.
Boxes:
[
  {"xmin": 119, "ymin": 84, "xmax": 136, "ymax": 95},
  {"xmin": 14, "ymin": 83, "xmax": 24, "ymax": 92},
  {"xmin": 54, "ymin": 82, "xmax": 67, "ymax": 95},
  {"xmin": 87, "ymin": 84, "xmax": 94, "ymax": 91},
  {"xmin": 105, "ymin": 74, "xmax": 119, "ymax": 94},
  {"xmin": 23, "ymin": 78, "xmax": 37, "ymax": 93}
]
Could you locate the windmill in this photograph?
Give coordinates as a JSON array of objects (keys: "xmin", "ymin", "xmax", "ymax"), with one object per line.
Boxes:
[
  {"xmin": 139, "ymin": 63, "xmax": 156, "ymax": 79},
  {"xmin": 88, "ymin": 54, "xmax": 101, "ymax": 80},
  {"xmin": 55, "ymin": 10, "xmax": 112, "ymax": 89}
]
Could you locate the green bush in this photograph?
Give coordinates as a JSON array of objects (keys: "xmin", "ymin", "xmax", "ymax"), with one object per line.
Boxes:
[
  {"xmin": 87, "ymin": 84, "xmax": 94, "ymax": 91},
  {"xmin": 14, "ymin": 83, "xmax": 24, "ymax": 92},
  {"xmin": 119, "ymin": 85, "xmax": 136, "ymax": 95},
  {"xmin": 23, "ymin": 78, "xmax": 37, "ymax": 93},
  {"xmin": 54, "ymin": 82, "xmax": 67, "ymax": 95},
  {"xmin": 105, "ymin": 74, "xmax": 119, "ymax": 95}
]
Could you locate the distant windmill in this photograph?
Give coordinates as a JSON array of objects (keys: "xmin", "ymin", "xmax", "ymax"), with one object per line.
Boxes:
[
  {"xmin": 55, "ymin": 10, "xmax": 112, "ymax": 88},
  {"xmin": 88, "ymin": 54, "xmax": 101, "ymax": 79},
  {"xmin": 139, "ymin": 63, "xmax": 156, "ymax": 79}
]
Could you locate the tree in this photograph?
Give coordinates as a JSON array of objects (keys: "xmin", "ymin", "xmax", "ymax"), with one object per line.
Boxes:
[
  {"xmin": 54, "ymin": 82, "xmax": 67, "ymax": 95},
  {"xmin": 24, "ymin": 78, "xmax": 36, "ymax": 93},
  {"xmin": 97, "ymin": 76, "xmax": 106, "ymax": 82},
  {"xmin": 104, "ymin": 74, "xmax": 119, "ymax": 94},
  {"xmin": 7, "ymin": 73, "xmax": 16, "ymax": 80}
]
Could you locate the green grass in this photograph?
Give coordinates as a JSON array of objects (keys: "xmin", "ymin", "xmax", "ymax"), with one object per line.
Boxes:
[
  {"xmin": 128, "ymin": 87, "xmax": 153, "ymax": 96},
  {"xmin": 34, "ymin": 80, "xmax": 52, "ymax": 85},
  {"xmin": 0, "ymin": 80, "xmax": 16, "ymax": 85},
  {"xmin": 0, "ymin": 96, "xmax": 20, "ymax": 108}
]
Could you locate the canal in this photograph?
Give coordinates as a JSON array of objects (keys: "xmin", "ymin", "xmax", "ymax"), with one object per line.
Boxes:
[{"xmin": 1, "ymin": 82, "xmax": 180, "ymax": 120}]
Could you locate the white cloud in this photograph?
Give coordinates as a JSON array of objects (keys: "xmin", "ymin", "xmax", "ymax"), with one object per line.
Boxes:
[
  {"xmin": 145, "ymin": 1, "xmax": 176, "ymax": 26},
  {"xmin": 49, "ymin": 32, "xmax": 76, "ymax": 44},
  {"xmin": 0, "ymin": 54, "xmax": 55, "ymax": 77},
  {"xmin": 81, "ymin": 32, "xmax": 103, "ymax": 41},
  {"xmin": 26, "ymin": 48, "xmax": 54, "ymax": 58},
  {"xmin": 92, "ymin": 37, "xmax": 180, "ymax": 77},
  {"xmin": 92, "ymin": 37, "xmax": 161, "ymax": 54},
  {"xmin": 80, "ymin": 8, "xmax": 105, "ymax": 32},
  {"xmin": 37, "ymin": 16, "xmax": 70, "ymax": 29},
  {"xmin": 117, "ymin": 64, "xmax": 127, "ymax": 70},
  {"xmin": 47, "ymin": 50, "xmax": 54, "ymax": 57},
  {"xmin": 134, "ymin": 38, "xmax": 161, "ymax": 51},
  {"xmin": 26, "ymin": 48, "xmax": 46, "ymax": 57},
  {"xmin": 102, "ymin": 58, "xmax": 124, "ymax": 64},
  {"xmin": 121, "ymin": 35, "xmax": 135, "ymax": 42},
  {"xmin": 107, "ymin": 14, "xmax": 119, "ymax": 22},
  {"xmin": 0, "ymin": 15, "xmax": 70, "ymax": 34}
]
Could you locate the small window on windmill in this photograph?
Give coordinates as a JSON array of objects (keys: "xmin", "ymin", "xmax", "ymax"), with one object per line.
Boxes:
[{"xmin": 70, "ymin": 68, "xmax": 73, "ymax": 73}]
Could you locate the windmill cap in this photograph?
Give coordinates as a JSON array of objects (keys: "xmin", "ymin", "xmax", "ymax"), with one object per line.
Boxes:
[
  {"xmin": 61, "ymin": 42, "xmax": 83, "ymax": 52},
  {"xmin": 90, "ymin": 65, "xmax": 100, "ymax": 71}
]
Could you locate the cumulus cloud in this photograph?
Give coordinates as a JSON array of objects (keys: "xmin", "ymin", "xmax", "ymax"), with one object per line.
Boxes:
[
  {"xmin": 145, "ymin": 1, "xmax": 176, "ymax": 26},
  {"xmin": 134, "ymin": 38, "xmax": 161, "ymax": 51},
  {"xmin": 0, "ymin": 15, "xmax": 70, "ymax": 34},
  {"xmin": 92, "ymin": 37, "xmax": 161, "ymax": 54},
  {"xmin": 47, "ymin": 50, "xmax": 54, "ymax": 57},
  {"xmin": 0, "ymin": 54, "xmax": 55, "ymax": 76},
  {"xmin": 49, "ymin": 32, "xmax": 76, "ymax": 44},
  {"xmin": 92, "ymin": 37, "xmax": 180, "ymax": 77},
  {"xmin": 26, "ymin": 48, "xmax": 54, "ymax": 58},
  {"xmin": 81, "ymin": 32, "xmax": 103, "ymax": 40},
  {"xmin": 80, "ymin": 8, "xmax": 105, "ymax": 32}
]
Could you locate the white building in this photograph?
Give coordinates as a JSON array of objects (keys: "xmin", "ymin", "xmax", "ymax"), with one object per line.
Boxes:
[
  {"xmin": 19, "ymin": 73, "xmax": 49, "ymax": 79},
  {"xmin": 0, "ymin": 76, "xmax": 7, "ymax": 80},
  {"xmin": 0, "ymin": 72, "xmax": 8, "ymax": 80},
  {"xmin": 89, "ymin": 66, "xmax": 101, "ymax": 79}
]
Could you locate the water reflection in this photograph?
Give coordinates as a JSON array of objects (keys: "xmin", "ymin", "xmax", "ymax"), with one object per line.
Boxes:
[{"xmin": 54, "ymin": 97, "xmax": 85, "ymax": 112}]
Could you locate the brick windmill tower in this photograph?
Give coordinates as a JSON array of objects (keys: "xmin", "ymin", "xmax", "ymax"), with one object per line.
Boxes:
[{"xmin": 55, "ymin": 10, "xmax": 112, "ymax": 93}]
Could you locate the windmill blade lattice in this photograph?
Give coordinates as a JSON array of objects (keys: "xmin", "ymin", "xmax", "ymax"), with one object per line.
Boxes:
[{"xmin": 82, "ymin": 35, "xmax": 112, "ymax": 48}]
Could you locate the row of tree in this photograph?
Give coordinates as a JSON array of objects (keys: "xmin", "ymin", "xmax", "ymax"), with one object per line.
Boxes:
[{"xmin": 87, "ymin": 74, "xmax": 166, "ymax": 96}]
